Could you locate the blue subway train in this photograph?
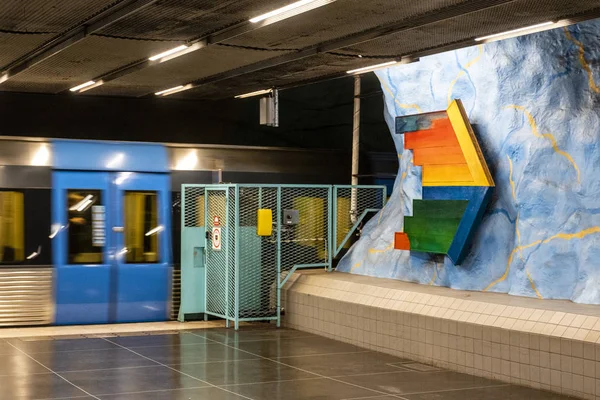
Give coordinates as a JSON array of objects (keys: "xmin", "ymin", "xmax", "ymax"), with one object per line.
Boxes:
[{"xmin": 0, "ymin": 137, "xmax": 347, "ymax": 326}]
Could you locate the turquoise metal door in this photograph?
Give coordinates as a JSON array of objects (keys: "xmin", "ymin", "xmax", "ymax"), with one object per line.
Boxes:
[{"xmin": 204, "ymin": 188, "xmax": 230, "ymax": 323}]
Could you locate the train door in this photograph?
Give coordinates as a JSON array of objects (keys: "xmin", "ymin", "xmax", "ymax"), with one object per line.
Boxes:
[
  {"xmin": 113, "ymin": 172, "xmax": 170, "ymax": 322},
  {"xmin": 52, "ymin": 140, "xmax": 171, "ymax": 325},
  {"xmin": 53, "ymin": 171, "xmax": 113, "ymax": 324}
]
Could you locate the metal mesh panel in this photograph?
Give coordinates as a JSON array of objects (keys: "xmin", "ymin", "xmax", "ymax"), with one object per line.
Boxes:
[
  {"xmin": 182, "ymin": 184, "xmax": 333, "ymax": 328},
  {"xmin": 339, "ymin": 0, "xmax": 600, "ymax": 58},
  {"xmin": 183, "ymin": 186, "xmax": 205, "ymax": 227},
  {"xmin": 227, "ymin": 186, "xmax": 236, "ymax": 320},
  {"xmin": 0, "ymin": 33, "xmax": 54, "ymax": 70},
  {"xmin": 0, "ymin": 36, "xmax": 178, "ymax": 93},
  {"xmin": 334, "ymin": 186, "xmax": 386, "ymax": 255},
  {"xmin": 205, "ymin": 189, "xmax": 228, "ymax": 318},
  {"xmin": 174, "ymin": 53, "xmax": 381, "ymax": 100},
  {"xmin": 280, "ymin": 186, "xmax": 330, "ymax": 272},
  {"xmin": 223, "ymin": 0, "xmax": 469, "ymax": 50},
  {"xmin": 0, "ymin": 0, "xmax": 120, "ymax": 33},
  {"xmin": 97, "ymin": 0, "xmax": 288, "ymax": 41},
  {"xmin": 96, "ymin": 45, "xmax": 293, "ymax": 97},
  {"xmin": 236, "ymin": 186, "xmax": 278, "ymax": 319}
]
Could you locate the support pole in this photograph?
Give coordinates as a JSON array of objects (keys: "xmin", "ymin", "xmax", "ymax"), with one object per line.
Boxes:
[{"xmin": 350, "ymin": 75, "xmax": 361, "ymax": 223}]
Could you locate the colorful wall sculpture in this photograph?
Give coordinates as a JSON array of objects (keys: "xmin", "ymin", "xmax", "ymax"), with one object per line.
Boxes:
[
  {"xmin": 394, "ymin": 100, "xmax": 494, "ymax": 265},
  {"xmin": 336, "ymin": 19, "xmax": 600, "ymax": 304}
]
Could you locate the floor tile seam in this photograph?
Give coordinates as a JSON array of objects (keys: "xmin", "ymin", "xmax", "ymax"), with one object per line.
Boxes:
[
  {"xmin": 4, "ymin": 341, "xmax": 102, "ymax": 400},
  {"xmin": 396, "ymin": 383, "xmax": 511, "ymax": 397},
  {"xmin": 341, "ymin": 396, "xmax": 409, "ymax": 400},
  {"xmin": 101, "ymin": 337, "xmax": 257, "ymax": 400},
  {"xmin": 328, "ymin": 369, "xmax": 441, "ymax": 379},
  {"xmin": 10, "ymin": 346, "xmax": 123, "ymax": 355},
  {"xmin": 54, "ymin": 364, "xmax": 167, "ymax": 375},
  {"xmin": 191, "ymin": 332, "xmax": 396, "ymax": 398},
  {"xmin": 119, "ymin": 339, "xmax": 322, "ymax": 349},
  {"xmin": 49, "ymin": 358, "xmax": 264, "ymax": 375},
  {"xmin": 216, "ymin": 376, "xmax": 324, "ymax": 387},
  {"xmin": 189, "ymin": 336, "xmax": 320, "ymax": 345},
  {"xmin": 182, "ymin": 335, "xmax": 326, "ymax": 346},
  {"xmin": 274, "ymin": 350, "xmax": 373, "ymax": 359},
  {"xmin": 385, "ymin": 363, "xmax": 421, "ymax": 371},
  {"xmin": 0, "ymin": 370, "xmax": 56, "ymax": 378},
  {"xmin": 93, "ymin": 385, "xmax": 212, "ymax": 397}
]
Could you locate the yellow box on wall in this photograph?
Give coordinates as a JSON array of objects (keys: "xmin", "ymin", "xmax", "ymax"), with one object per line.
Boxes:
[{"xmin": 257, "ymin": 209, "xmax": 273, "ymax": 236}]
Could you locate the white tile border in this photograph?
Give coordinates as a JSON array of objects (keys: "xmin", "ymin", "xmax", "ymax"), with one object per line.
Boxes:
[{"xmin": 282, "ymin": 271, "xmax": 600, "ymax": 399}]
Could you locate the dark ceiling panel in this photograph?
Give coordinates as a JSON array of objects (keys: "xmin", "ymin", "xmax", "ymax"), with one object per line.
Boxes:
[
  {"xmin": 89, "ymin": 44, "xmax": 293, "ymax": 97},
  {"xmin": 0, "ymin": 33, "xmax": 54, "ymax": 68},
  {"xmin": 223, "ymin": 0, "xmax": 468, "ymax": 50},
  {"xmin": 97, "ymin": 0, "xmax": 287, "ymax": 41},
  {"xmin": 0, "ymin": 35, "xmax": 182, "ymax": 93},
  {"xmin": 0, "ymin": 0, "xmax": 121, "ymax": 33},
  {"xmin": 340, "ymin": 0, "xmax": 600, "ymax": 57},
  {"xmin": 173, "ymin": 53, "xmax": 384, "ymax": 99},
  {"xmin": 1, "ymin": 0, "xmax": 600, "ymax": 98}
]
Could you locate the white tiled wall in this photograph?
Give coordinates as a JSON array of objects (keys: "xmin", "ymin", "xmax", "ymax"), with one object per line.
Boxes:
[{"xmin": 281, "ymin": 271, "xmax": 600, "ymax": 399}]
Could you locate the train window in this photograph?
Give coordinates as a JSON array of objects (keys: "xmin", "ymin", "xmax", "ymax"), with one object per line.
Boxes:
[
  {"xmin": 124, "ymin": 191, "xmax": 160, "ymax": 264},
  {"xmin": 0, "ymin": 191, "xmax": 24, "ymax": 263},
  {"xmin": 67, "ymin": 190, "xmax": 104, "ymax": 264}
]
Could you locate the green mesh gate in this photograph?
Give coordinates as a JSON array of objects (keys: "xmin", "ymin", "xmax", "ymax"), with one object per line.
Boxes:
[
  {"xmin": 205, "ymin": 188, "xmax": 229, "ymax": 321},
  {"xmin": 182, "ymin": 184, "xmax": 385, "ymax": 329}
]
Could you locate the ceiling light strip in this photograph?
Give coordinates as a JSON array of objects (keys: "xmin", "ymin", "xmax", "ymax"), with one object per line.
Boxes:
[
  {"xmin": 347, "ymin": 61, "xmax": 398, "ymax": 75},
  {"xmin": 70, "ymin": 80, "xmax": 97, "ymax": 92},
  {"xmin": 475, "ymin": 21, "xmax": 555, "ymax": 42},
  {"xmin": 234, "ymin": 89, "xmax": 273, "ymax": 99},
  {"xmin": 149, "ymin": 45, "xmax": 189, "ymax": 61},
  {"xmin": 155, "ymin": 84, "xmax": 193, "ymax": 97},
  {"xmin": 249, "ymin": 0, "xmax": 336, "ymax": 24}
]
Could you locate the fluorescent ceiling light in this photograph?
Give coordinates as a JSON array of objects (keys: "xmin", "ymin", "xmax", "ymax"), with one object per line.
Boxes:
[
  {"xmin": 70, "ymin": 81, "xmax": 96, "ymax": 92},
  {"xmin": 0, "ymin": 74, "xmax": 8, "ymax": 84},
  {"xmin": 155, "ymin": 84, "xmax": 193, "ymax": 97},
  {"xmin": 149, "ymin": 45, "xmax": 189, "ymax": 61},
  {"xmin": 78, "ymin": 80, "xmax": 104, "ymax": 93},
  {"xmin": 145, "ymin": 226, "xmax": 164, "ymax": 236},
  {"xmin": 235, "ymin": 89, "xmax": 272, "ymax": 99},
  {"xmin": 347, "ymin": 61, "xmax": 398, "ymax": 75},
  {"xmin": 249, "ymin": 0, "xmax": 335, "ymax": 24},
  {"xmin": 475, "ymin": 21, "xmax": 554, "ymax": 42}
]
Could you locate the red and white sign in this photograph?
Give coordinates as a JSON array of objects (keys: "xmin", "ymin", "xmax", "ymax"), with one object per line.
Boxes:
[
  {"xmin": 212, "ymin": 227, "xmax": 222, "ymax": 251},
  {"xmin": 213, "ymin": 216, "xmax": 221, "ymax": 226}
]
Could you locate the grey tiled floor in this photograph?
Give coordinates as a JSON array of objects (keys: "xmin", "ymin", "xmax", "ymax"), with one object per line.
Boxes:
[{"xmin": 0, "ymin": 325, "xmax": 572, "ymax": 399}]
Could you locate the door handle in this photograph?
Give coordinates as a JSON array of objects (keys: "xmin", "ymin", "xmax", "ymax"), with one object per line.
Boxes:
[{"xmin": 113, "ymin": 226, "xmax": 124, "ymax": 233}]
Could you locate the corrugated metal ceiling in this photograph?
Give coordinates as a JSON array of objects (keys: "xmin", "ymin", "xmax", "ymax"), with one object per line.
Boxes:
[
  {"xmin": 97, "ymin": 0, "xmax": 288, "ymax": 41},
  {"xmin": 339, "ymin": 0, "xmax": 600, "ymax": 58},
  {"xmin": 0, "ymin": 0, "xmax": 599, "ymax": 99},
  {"xmin": 222, "ymin": 0, "xmax": 467, "ymax": 50},
  {"xmin": 0, "ymin": 0, "xmax": 120, "ymax": 33},
  {"xmin": 0, "ymin": 36, "xmax": 180, "ymax": 93},
  {"xmin": 89, "ymin": 45, "xmax": 294, "ymax": 97}
]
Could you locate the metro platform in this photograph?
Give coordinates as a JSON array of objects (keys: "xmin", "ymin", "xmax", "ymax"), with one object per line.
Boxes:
[{"xmin": 0, "ymin": 322, "xmax": 569, "ymax": 399}]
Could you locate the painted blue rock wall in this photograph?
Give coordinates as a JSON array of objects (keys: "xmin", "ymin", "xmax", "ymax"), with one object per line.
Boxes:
[{"xmin": 336, "ymin": 19, "xmax": 600, "ymax": 304}]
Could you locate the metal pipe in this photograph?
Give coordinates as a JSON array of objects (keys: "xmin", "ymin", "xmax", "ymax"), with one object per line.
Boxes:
[{"xmin": 350, "ymin": 75, "xmax": 361, "ymax": 223}]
